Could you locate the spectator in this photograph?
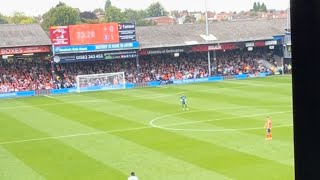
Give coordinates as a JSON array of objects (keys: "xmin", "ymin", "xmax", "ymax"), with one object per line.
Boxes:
[{"xmin": 0, "ymin": 49, "xmax": 272, "ymax": 93}]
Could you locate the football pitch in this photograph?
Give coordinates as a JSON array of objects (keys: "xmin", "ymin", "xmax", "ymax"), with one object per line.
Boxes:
[{"xmin": 0, "ymin": 75, "xmax": 294, "ymax": 180}]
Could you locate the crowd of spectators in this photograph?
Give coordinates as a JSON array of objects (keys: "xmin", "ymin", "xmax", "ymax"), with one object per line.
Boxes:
[
  {"xmin": 0, "ymin": 59, "xmax": 53, "ymax": 93},
  {"xmin": 0, "ymin": 49, "xmax": 279, "ymax": 93}
]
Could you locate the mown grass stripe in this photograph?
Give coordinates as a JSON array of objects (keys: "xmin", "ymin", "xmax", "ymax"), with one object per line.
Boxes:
[
  {"xmin": 0, "ymin": 147, "xmax": 45, "ymax": 180},
  {"xmin": 2, "ymin": 100, "xmax": 233, "ymax": 180},
  {"xmin": 0, "ymin": 76, "xmax": 293, "ymax": 180},
  {"xmin": 16, "ymin": 95, "xmax": 293, "ymax": 179},
  {"xmin": 0, "ymin": 112, "xmax": 127, "ymax": 179}
]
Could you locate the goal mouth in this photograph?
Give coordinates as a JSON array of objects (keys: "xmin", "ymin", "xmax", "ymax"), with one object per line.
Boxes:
[{"xmin": 76, "ymin": 72, "xmax": 125, "ymax": 93}]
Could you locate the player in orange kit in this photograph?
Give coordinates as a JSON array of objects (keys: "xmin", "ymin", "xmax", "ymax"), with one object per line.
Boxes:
[{"xmin": 264, "ymin": 116, "xmax": 272, "ymax": 140}]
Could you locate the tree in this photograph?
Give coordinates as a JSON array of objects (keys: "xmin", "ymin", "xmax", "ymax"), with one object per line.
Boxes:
[
  {"xmin": 104, "ymin": 0, "xmax": 126, "ymax": 23},
  {"xmin": 261, "ymin": 3, "xmax": 268, "ymax": 13},
  {"xmin": 257, "ymin": 2, "xmax": 261, "ymax": 12},
  {"xmin": 146, "ymin": 2, "xmax": 168, "ymax": 17},
  {"xmin": 42, "ymin": 3, "xmax": 80, "ymax": 30},
  {"xmin": 80, "ymin": 11, "xmax": 97, "ymax": 20},
  {"xmin": 80, "ymin": 11, "xmax": 99, "ymax": 24},
  {"xmin": 135, "ymin": 19, "xmax": 156, "ymax": 26},
  {"xmin": 11, "ymin": 12, "xmax": 36, "ymax": 24},
  {"xmin": 93, "ymin": 8, "xmax": 104, "ymax": 14},
  {"xmin": 93, "ymin": 8, "xmax": 105, "ymax": 20},
  {"xmin": 0, "ymin": 13, "xmax": 8, "ymax": 24},
  {"xmin": 56, "ymin": 1, "xmax": 66, "ymax": 8},
  {"xmin": 123, "ymin": 9, "xmax": 147, "ymax": 23},
  {"xmin": 105, "ymin": 6, "xmax": 126, "ymax": 23},
  {"xmin": 104, "ymin": 0, "xmax": 112, "ymax": 11},
  {"xmin": 253, "ymin": 2, "xmax": 258, "ymax": 12},
  {"xmin": 183, "ymin": 15, "xmax": 196, "ymax": 24}
]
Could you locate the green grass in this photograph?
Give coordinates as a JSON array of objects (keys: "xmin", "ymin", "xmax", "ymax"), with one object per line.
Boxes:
[{"xmin": 0, "ymin": 75, "xmax": 294, "ymax": 180}]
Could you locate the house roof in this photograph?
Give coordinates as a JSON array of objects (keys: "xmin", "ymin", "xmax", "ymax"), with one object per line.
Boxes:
[
  {"xmin": 0, "ymin": 24, "xmax": 51, "ymax": 48},
  {"xmin": 136, "ymin": 18, "xmax": 287, "ymax": 49}
]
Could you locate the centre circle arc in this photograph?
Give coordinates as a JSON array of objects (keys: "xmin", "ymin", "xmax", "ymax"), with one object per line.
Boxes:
[{"xmin": 149, "ymin": 105, "xmax": 293, "ymax": 132}]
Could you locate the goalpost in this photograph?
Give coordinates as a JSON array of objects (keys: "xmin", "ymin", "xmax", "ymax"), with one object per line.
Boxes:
[{"xmin": 75, "ymin": 72, "xmax": 125, "ymax": 93}]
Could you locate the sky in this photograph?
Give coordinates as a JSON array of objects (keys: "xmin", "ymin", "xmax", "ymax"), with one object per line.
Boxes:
[{"xmin": 0, "ymin": 0, "xmax": 289, "ymax": 16}]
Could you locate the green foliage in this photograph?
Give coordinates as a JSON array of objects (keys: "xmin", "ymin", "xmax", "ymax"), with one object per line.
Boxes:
[
  {"xmin": 80, "ymin": 11, "xmax": 99, "ymax": 23},
  {"xmin": 10, "ymin": 12, "xmax": 37, "ymax": 24},
  {"xmin": 122, "ymin": 8, "xmax": 155, "ymax": 26},
  {"xmin": 253, "ymin": 2, "xmax": 258, "ymax": 12},
  {"xmin": 80, "ymin": 11, "xmax": 97, "ymax": 20},
  {"xmin": 252, "ymin": 2, "xmax": 268, "ymax": 13},
  {"xmin": 0, "ymin": 0, "xmax": 172, "ymax": 27},
  {"xmin": 103, "ymin": 0, "xmax": 126, "ymax": 23},
  {"xmin": 135, "ymin": 19, "xmax": 156, "ymax": 26},
  {"xmin": 0, "ymin": 13, "xmax": 8, "ymax": 24},
  {"xmin": 104, "ymin": 6, "xmax": 126, "ymax": 23},
  {"xmin": 123, "ymin": 9, "xmax": 147, "ymax": 23},
  {"xmin": 42, "ymin": 3, "xmax": 80, "ymax": 30},
  {"xmin": 80, "ymin": 19, "xmax": 101, "ymax": 24},
  {"xmin": 146, "ymin": 2, "xmax": 169, "ymax": 17},
  {"xmin": 260, "ymin": 3, "xmax": 268, "ymax": 13},
  {"xmin": 257, "ymin": 2, "xmax": 261, "ymax": 11},
  {"xmin": 93, "ymin": 8, "xmax": 104, "ymax": 14},
  {"xmin": 184, "ymin": 15, "xmax": 196, "ymax": 24},
  {"xmin": 104, "ymin": 0, "xmax": 112, "ymax": 12},
  {"xmin": 56, "ymin": 1, "xmax": 66, "ymax": 8}
]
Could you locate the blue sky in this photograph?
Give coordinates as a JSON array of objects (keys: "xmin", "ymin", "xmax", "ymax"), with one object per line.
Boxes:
[{"xmin": 0, "ymin": 0, "xmax": 289, "ymax": 16}]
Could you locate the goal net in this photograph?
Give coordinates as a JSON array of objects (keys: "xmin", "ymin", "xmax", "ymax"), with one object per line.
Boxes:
[{"xmin": 76, "ymin": 72, "xmax": 125, "ymax": 93}]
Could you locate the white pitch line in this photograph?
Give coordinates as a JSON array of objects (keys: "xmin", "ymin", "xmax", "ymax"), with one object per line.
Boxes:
[
  {"xmin": 149, "ymin": 105, "xmax": 292, "ymax": 127},
  {"xmin": 0, "ymin": 126, "xmax": 150, "ymax": 145},
  {"xmin": 0, "ymin": 94, "xmax": 173, "ymax": 110},
  {"xmin": 156, "ymin": 111, "xmax": 292, "ymax": 127},
  {"xmin": 0, "ymin": 105, "xmax": 293, "ymax": 145},
  {"xmin": 153, "ymin": 124, "xmax": 293, "ymax": 132},
  {"xmin": 44, "ymin": 95, "xmax": 55, "ymax": 99}
]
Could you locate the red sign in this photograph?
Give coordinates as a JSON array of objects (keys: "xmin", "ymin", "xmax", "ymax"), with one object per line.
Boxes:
[
  {"xmin": 191, "ymin": 45, "xmax": 208, "ymax": 52},
  {"xmin": 50, "ymin": 26, "xmax": 70, "ymax": 46},
  {"xmin": 208, "ymin": 43, "xmax": 238, "ymax": 51},
  {"xmin": 208, "ymin": 45, "xmax": 222, "ymax": 50},
  {"xmin": 221, "ymin": 43, "xmax": 238, "ymax": 50},
  {"xmin": 254, "ymin": 41, "xmax": 265, "ymax": 47},
  {"xmin": 0, "ymin": 46, "xmax": 50, "ymax": 55},
  {"xmin": 69, "ymin": 23, "xmax": 119, "ymax": 45}
]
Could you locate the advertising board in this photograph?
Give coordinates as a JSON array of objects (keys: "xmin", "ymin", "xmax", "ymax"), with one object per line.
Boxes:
[
  {"xmin": 50, "ymin": 26, "xmax": 70, "ymax": 46},
  {"xmin": 54, "ymin": 42, "xmax": 140, "ymax": 54},
  {"xmin": 55, "ymin": 51, "xmax": 137, "ymax": 63},
  {"xmin": 139, "ymin": 47, "xmax": 187, "ymax": 55},
  {"xmin": 254, "ymin": 41, "xmax": 265, "ymax": 47},
  {"xmin": 69, "ymin": 23, "xmax": 119, "ymax": 45},
  {"xmin": 118, "ymin": 23, "xmax": 136, "ymax": 42},
  {"xmin": 0, "ymin": 46, "xmax": 50, "ymax": 55}
]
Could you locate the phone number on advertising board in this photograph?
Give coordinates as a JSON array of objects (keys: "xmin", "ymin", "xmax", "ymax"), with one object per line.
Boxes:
[{"xmin": 76, "ymin": 54, "xmax": 104, "ymax": 60}]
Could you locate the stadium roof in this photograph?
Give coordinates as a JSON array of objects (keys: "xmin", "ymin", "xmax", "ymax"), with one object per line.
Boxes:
[
  {"xmin": 0, "ymin": 24, "xmax": 52, "ymax": 48},
  {"xmin": 136, "ymin": 18, "xmax": 287, "ymax": 49}
]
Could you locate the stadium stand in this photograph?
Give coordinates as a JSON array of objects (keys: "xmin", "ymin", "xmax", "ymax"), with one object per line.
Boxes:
[
  {"xmin": 0, "ymin": 19, "xmax": 288, "ymax": 93},
  {"xmin": 1, "ymin": 49, "xmax": 274, "ymax": 92}
]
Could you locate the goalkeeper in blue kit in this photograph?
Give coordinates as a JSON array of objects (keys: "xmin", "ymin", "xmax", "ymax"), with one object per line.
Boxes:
[{"xmin": 180, "ymin": 94, "xmax": 189, "ymax": 110}]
